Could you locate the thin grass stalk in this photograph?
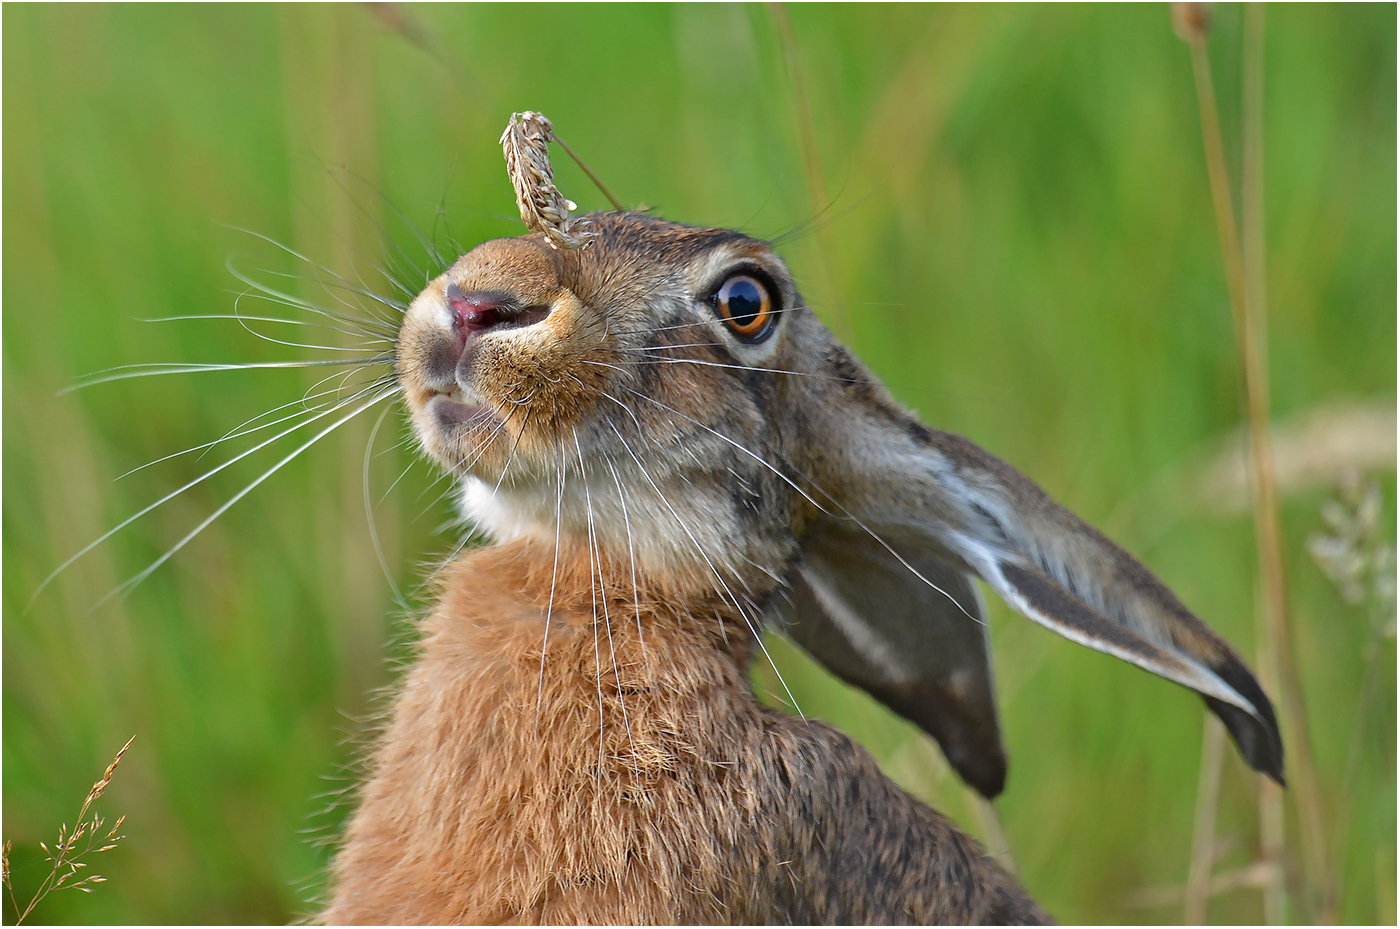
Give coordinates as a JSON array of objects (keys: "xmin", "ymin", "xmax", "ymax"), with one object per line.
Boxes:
[
  {"xmin": 1186, "ymin": 715, "xmax": 1227, "ymax": 924},
  {"xmin": 1242, "ymin": 7, "xmax": 1291, "ymax": 923},
  {"xmin": 765, "ymin": 3, "xmax": 853, "ymax": 344},
  {"xmin": 549, "ymin": 133, "xmax": 625, "ymax": 213},
  {"xmin": 966, "ymin": 789, "xmax": 1017, "ymax": 875},
  {"xmin": 1176, "ymin": 4, "xmax": 1333, "ymax": 921}
]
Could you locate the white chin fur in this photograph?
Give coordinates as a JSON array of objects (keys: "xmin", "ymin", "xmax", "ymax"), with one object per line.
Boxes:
[{"xmin": 459, "ymin": 477, "xmax": 554, "ymax": 545}]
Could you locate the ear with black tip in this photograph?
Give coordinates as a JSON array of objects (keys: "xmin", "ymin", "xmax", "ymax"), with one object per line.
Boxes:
[
  {"xmin": 987, "ymin": 559, "xmax": 1284, "ymax": 782},
  {"xmin": 781, "ymin": 347, "xmax": 1285, "ymax": 787},
  {"xmin": 904, "ymin": 428, "xmax": 1286, "ymax": 785},
  {"xmin": 769, "ymin": 518, "xmax": 1010, "ymax": 799}
]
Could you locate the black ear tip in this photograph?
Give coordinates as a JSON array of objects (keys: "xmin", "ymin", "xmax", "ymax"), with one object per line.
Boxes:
[
  {"xmin": 1201, "ymin": 644, "xmax": 1286, "ymax": 781},
  {"xmin": 919, "ymin": 709, "xmax": 1005, "ymax": 798},
  {"xmin": 967, "ymin": 761, "xmax": 1007, "ymax": 800},
  {"xmin": 1204, "ymin": 694, "xmax": 1285, "ymax": 780}
]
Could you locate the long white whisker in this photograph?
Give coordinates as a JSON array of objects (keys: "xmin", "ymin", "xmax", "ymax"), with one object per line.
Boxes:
[
  {"xmin": 223, "ymin": 267, "xmax": 400, "ymax": 339},
  {"xmin": 574, "ymin": 428, "xmax": 639, "ymax": 779},
  {"xmin": 535, "ymin": 423, "xmax": 568, "ymax": 736},
  {"xmin": 224, "ymin": 226, "xmax": 408, "ymax": 320},
  {"xmin": 94, "ymin": 387, "xmax": 399, "ymax": 609},
  {"xmin": 604, "ymin": 419, "xmax": 803, "ymax": 716},
  {"xmin": 63, "ymin": 357, "xmax": 394, "ymax": 393},
  {"xmin": 597, "ymin": 354, "xmax": 856, "ymax": 382},
  {"xmin": 378, "ymin": 458, "xmax": 417, "ymax": 507},
  {"xmin": 30, "ymin": 380, "xmax": 399, "ymax": 607},
  {"xmin": 574, "ymin": 428, "xmax": 608, "ymax": 774},
  {"xmin": 231, "ymin": 291, "xmax": 387, "ymax": 353},
  {"xmin": 140, "ymin": 313, "xmax": 353, "ymax": 329},
  {"xmin": 365, "ymin": 401, "xmax": 408, "ymax": 610},
  {"xmin": 600, "ymin": 441, "xmax": 650, "ymax": 679},
  {"xmin": 117, "ymin": 374, "xmax": 397, "ymax": 480}
]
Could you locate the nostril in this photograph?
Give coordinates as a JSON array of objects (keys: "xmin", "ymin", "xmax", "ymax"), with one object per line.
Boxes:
[{"xmin": 449, "ymin": 295, "xmax": 501, "ymax": 340}]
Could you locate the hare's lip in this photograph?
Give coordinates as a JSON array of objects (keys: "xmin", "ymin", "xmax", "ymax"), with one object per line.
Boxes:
[{"xmin": 426, "ymin": 389, "xmax": 495, "ymax": 428}]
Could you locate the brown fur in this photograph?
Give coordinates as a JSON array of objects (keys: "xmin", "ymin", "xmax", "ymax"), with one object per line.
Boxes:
[{"xmin": 324, "ymin": 541, "xmax": 1046, "ymax": 925}]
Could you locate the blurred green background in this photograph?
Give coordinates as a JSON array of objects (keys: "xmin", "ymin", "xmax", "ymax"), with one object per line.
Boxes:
[{"xmin": 4, "ymin": 3, "xmax": 1394, "ymax": 924}]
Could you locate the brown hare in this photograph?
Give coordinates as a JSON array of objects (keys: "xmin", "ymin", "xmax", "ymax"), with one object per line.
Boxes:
[{"xmin": 322, "ymin": 122, "xmax": 1283, "ymax": 925}]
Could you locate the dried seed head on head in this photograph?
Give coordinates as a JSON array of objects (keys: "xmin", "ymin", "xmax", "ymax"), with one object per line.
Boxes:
[{"xmin": 500, "ymin": 111, "xmax": 595, "ymax": 251}]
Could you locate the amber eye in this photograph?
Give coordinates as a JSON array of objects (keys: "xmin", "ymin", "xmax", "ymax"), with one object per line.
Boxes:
[{"xmin": 714, "ymin": 274, "xmax": 776, "ymax": 342}]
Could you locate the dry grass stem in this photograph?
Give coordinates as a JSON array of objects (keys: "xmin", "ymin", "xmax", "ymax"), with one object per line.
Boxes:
[
  {"xmin": 1126, "ymin": 860, "xmax": 1282, "ymax": 909},
  {"xmin": 1176, "ymin": 3, "xmax": 1334, "ymax": 920},
  {"xmin": 501, "ymin": 112, "xmax": 621, "ymax": 251},
  {"xmin": 3, "ymin": 736, "xmax": 134, "ymax": 924},
  {"xmin": 1243, "ymin": 12, "xmax": 1290, "ymax": 918},
  {"xmin": 1185, "ymin": 714, "xmax": 1227, "ymax": 924},
  {"xmin": 965, "ymin": 789, "xmax": 1016, "ymax": 876}
]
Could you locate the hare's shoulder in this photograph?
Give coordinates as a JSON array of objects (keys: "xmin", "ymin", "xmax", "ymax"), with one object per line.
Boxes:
[{"xmin": 735, "ymin": 711, "xmax": 1049, "ymax": 924}]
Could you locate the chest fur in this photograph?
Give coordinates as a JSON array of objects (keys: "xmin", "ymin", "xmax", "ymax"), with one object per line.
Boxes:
[{"xmin": 323, "ymin": 543, "xmax": 806, "ymax": 924}]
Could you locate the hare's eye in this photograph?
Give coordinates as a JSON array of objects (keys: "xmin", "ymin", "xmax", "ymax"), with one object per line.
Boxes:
[{"xmin": 714, "ymin": 274, "xmax": 776, "ymax": 342}]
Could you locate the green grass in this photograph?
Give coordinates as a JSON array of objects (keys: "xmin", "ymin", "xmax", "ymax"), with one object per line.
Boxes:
[{"xmin": 4, "ymin": 4, "xmax": 1394, "ymax": 924}]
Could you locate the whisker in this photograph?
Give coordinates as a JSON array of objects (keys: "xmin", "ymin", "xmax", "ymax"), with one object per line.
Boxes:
[
  {"xmin": 574, "ymin": 428, "xmax": 639, "ymax": 779},
  {"xmin": 600, "ymin": 443, "xmax": 650, "ymax": 679},
  {"xmin": 229, "ymin": 291, "xmax": 389, "ymax": 353},
  {"xmin": 63, "ymin": 357, "xmax": 395, "ymax": 393},
  {"xmin": 587, "ymin": 355, "xmax": 851, "ymax": 383},
  {"xmin": 378, "ymin": 458, "xmax": 418, "ymax": 507},
  {"xmin": 115, "ymin": 375, "xmax": 394, "ymax": 480},
  {"xmin": 365, "ymin": 401, "xmax": 408, "ymax": 610},
  {"xmin": 574, "ymin": 428, "xmax": 608, "ymax": 773},
  {"xmin": 225, "ymin": 260, "xmax": 403, "ymax": 337},
  {"xmin": 604, "ymin": 418, "xmax": 804, "ymax": 716},
  {"xmin": 93, "ymin": 386, "xmax": 401, "ymax": 609},
  {"xmin": 139, "ymin": 313, "xmax": 358, "ymax": 329},
  {"xmin": 30, "ymin": 380, "xmax": 398, "ymax": 607},
  {"xmin": 223, "ymin": 225, "xmax": 409, "ymax": 322},
  {"xmin": 321, "ymin": 164, "xmax": 455, "ymax": 303},
  {"xmin": 535, "ymin": 422, "xmax": 568, "ymax": 736}
]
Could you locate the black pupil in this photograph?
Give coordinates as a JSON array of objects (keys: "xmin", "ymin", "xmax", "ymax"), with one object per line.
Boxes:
[{"xmin": 725, "ymin": 278, "xmax": 764, "ymax": 329}]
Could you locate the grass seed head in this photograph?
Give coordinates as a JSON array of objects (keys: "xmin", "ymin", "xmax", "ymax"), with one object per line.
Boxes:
[
  {"xmin": 1172, "ymin": 2, "xmax": 1213, "ymax": 43},
  {"xmin": 501, "ymin": 111, "xmax": 596, "ymax": 251}
]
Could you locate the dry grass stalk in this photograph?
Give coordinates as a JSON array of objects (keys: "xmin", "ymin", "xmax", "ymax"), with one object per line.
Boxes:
[
  {"xmin": 1174, "ymin": 4, "xmax": 1334, "ymax": 921},
  {"xmin": 1126, "ymin": 860, "xmax": 1282, "ymax": 909},
  {"xmin": 500, "ymin": 112, "xmax": 622, "ymax": 251},
  {"xmin": 1242, "ymin": 7, "xmax": 1290, "ymax": 922},
  {"xmin": 1185, "ymin": 715, "xmax": 1227, "ymax": 923},
  {"xmin": 3, "ymin": 736, "xmax": 134, "ymax": 924}
]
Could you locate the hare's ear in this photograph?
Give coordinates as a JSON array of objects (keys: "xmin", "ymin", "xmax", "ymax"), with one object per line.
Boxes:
[
  {"xmin": 918, "ymin": 430, "xmax": 1283, "ymax": 787},
  {"xmin": 770, "ymin": 518, "xmax": 1009, "ymax": 798},
  {"xmin": 780, "ymin": 400, "xmax": 1284, "ymax": 791}
]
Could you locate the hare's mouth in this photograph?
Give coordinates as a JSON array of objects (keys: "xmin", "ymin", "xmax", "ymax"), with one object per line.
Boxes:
[{"xmin": 426, "ymin": 388, "xmax": 497, "ymax": 429}]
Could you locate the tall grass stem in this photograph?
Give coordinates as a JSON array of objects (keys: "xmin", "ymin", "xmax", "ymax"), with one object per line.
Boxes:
[
  {"xmin": 1186, "ymin": 715, "xmax": 1227, "ymax": 924},
  {"xmin": 1179, "ymin": 4, "xmax": 1334, "ymax": 921}
]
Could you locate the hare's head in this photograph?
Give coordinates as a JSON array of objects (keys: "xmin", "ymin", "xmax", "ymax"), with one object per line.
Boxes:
[
  {"xmin": 396, "ymin": 211, "xmax": 1285, "ymax": 800},
  {"xmin": 397, "ymin": 212, "xmax": 835, "ymax": 595}
]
